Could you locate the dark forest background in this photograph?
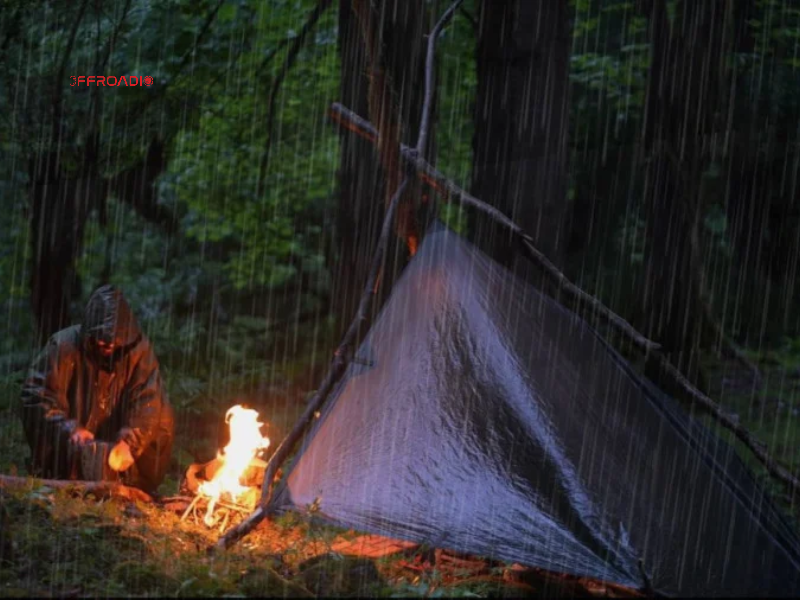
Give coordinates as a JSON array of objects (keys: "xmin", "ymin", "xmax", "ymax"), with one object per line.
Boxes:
[{"xmin": 2, "ymin": 0, "xmax": 800, "ymax": 500}]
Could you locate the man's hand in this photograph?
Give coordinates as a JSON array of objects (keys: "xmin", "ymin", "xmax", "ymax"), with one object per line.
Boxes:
[
  {"xmin": 69, "ymin": 427, "xmax": 94, "ymax": 447},
  {"xmin": 108, "ymin": 440, "xmax": 134, "ymax": 472}
]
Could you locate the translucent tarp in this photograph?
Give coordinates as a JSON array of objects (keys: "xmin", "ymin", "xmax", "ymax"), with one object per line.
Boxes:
[{"xmin": 270, "ymin": 223, "xmax": 800, "ymax": 597}]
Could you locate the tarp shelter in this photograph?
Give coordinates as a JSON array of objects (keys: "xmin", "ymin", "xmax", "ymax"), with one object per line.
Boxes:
[{"xmin": 269, "ymin": 222, "xmax": 800, "ymax": 597}]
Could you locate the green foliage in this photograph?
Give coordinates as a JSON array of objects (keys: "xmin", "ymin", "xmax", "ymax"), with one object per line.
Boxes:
[
  {"xmin": 571, "ymin": 0, "xmax": 650, "ymax": 140},
  {"xmin": 0, "ymin": 0, "xmax": 342, "ymax": 420},
  {"xmin": 433, "ymin": 2, "xmax": 477, "ymax": 192},
  {"xmin": 2, "ymin": 5, "xmax": 800, "ymax": 579},
  {"xmin": 0, "ymin": 487, "xmax": 317, "ymax": 597}
]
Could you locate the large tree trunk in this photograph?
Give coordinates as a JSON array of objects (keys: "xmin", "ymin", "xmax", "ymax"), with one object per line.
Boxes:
[
  {"xmin": 27, "ymin": 153, "xmax": 97, "ymax": 344},
  {"xmin": 640, "ymin": 0, "xmax": 732, "ymax": 391},
  {"xmin": 333, "ymin": 0, "xmax": 434, "ymax": 336},
  {"xmin": 27, "ymin": 138, "xmax": 171, "ymax": 344},
  {"xmin": 720, "ymin": 0, "xmax": 800, "ymax": 341},
  {"xmin": 470, "ymin": 0, "xmax": 572, "ymax": 280}
]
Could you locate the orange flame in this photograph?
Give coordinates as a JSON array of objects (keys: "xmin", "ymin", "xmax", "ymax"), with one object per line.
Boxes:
[{"xmin": 198, "ymin": 405, "xmax": 270, "ymax": 526}]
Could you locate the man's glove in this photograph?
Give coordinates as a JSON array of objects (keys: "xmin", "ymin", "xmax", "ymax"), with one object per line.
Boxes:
[{"xmin": 69, "ymin": 425, "xmax": 95, "ymax": 447}]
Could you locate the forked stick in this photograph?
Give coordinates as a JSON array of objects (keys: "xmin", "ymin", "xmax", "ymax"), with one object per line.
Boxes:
[{"xmin": 328, "ymin": 101, "xmax": 659, "ymax": 355}]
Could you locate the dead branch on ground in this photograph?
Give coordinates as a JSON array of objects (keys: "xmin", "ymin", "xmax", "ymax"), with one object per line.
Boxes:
[{"xmin": 0, "ymin": 474, "xmax": 152, "ymax": 503}]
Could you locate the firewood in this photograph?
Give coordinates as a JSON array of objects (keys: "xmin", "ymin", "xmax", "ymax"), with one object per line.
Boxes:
[{"xmin": 0, "ymin": 474, "xmax": 152, "ymax": 503}]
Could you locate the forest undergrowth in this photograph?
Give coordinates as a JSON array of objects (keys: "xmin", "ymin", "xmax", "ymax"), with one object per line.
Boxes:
[{"xmin": 1, "ymin": 341, "xmax": 798, "ymax": 598}]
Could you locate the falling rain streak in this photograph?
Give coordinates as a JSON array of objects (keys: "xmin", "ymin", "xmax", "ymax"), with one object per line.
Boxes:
[{"xmin": 1, "ymin": 0, "xmax": 800, "ymax": 597}]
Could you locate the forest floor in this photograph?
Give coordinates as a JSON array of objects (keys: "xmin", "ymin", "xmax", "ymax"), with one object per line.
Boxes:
[{"xmin": 0, "ymin": 348, "xmax": 799, "ymax": 597}]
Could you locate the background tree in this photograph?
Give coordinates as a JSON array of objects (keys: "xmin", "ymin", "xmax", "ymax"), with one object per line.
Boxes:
[
  {"xmin": 333, "ymin": 0, "xmax": 436, "ymax": 334},
  {"xmin": 638, "ymin": 0, "xmax": 733, "ymax": 391},
  {"xmin": 470, "ymin": 0, "xmax": 572, "ymax": 282}
]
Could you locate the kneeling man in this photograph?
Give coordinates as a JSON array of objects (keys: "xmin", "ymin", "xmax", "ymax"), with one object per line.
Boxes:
[{"xmin": 20, "ymin": 284, "xmax": 175, "ymax": 494}]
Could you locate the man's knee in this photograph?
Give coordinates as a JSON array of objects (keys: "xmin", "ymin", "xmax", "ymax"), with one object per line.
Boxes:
[{"xmin": 125, "ymin": 435, "xmax": 173, "ymax": 493}]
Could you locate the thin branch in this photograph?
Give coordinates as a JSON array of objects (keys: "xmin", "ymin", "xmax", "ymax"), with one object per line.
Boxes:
[
  {"xmin": 55, "ymin": 1, "xmax": 90, "ymax": 89},
  {"xmin": 99, "ymin": 0, "xmax": 134, "ymax": 74},
  {"xmin": 517, "ymin": 235, "xmax": 659, "ymax": 353},
  {"xmin": 351, "ymin": 0, "xmax": 419, "ymax": 252},
  {"xmin": 170, "ymin": 0, "xmax": 227, "ymax": 87},
  {"xmin": 83, "ymin": 0, "xmax": 109, "ymax": 179},
  {"xmin": 215, "ymin": 505, "xmax": 265, "ymax": 551},
  {"xmin": 0, "ymin": 4, "xmax": 23, "ymax": 57},
  {"xmin": 328, "ymin": 102, "xmax": 800, "ymax": 499},
  {"xmin": 172, "ymin": 5, "xmax": 309, "ymax": 125},
  {"xmin": 181, "ymin": 494, "xmax": 202, "ymax": 521},
  {"xmin": 83, "ymin": 0, "xmax": 135, "ymax": 179},
  {"xmin": 688, "ymin": 206, "xmax": 762, "ymax": 387},
  {"xmin": 122, "ymin": 0, "xmax": 225, "ymax": 124},
  {"xmin": 417, "ymin": 0, "xmax": 464, "ymax": 155},
  {"xmin": 258, "ymin": 36, "xmax": 292, "ymax": 73},
  {"xmin": 647, "ymin": 355, "xmax": 799, "ymax": 494},
  {"xmin": 191, "ymin": 22, "xmax": 298, "ymax": 123},
  {"xmin": 255, "ymin": 0, "xmax": 333, "ymax": 199}
]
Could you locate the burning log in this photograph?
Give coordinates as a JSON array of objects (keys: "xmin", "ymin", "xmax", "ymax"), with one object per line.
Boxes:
[{"xmin": 182, "ymin": 405, "xmax": 270, "ymax": 530}]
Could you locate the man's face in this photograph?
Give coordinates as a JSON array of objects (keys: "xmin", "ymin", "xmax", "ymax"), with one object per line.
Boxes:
[{"xmin": 94, "ymin": 338, "xmax": 116, "ymax": 357}]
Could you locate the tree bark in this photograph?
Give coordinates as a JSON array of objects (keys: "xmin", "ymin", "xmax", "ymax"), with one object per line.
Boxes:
[
  {"xmin": 27, "ymin": 154, "xmax": 99, "ymax": 344},
  {"xmin": 720, "ymin": 0, "xmax": 800, "ymax": 341},
  {"xmin": 471, "ymin": 0, "xmax": 572, "ymax": 280},
  {"xmin": 27, "ymin": 138, "xmax": 172, "ymax": 344},
  {"xmin": 333, "ymin": 0, "xmax": 434, "ymax": 337},
  {"xmin": 640, "ymin": 0, "xmax": 732, "ymax": 390}
]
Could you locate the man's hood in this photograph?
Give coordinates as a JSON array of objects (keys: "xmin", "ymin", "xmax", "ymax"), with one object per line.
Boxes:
[{"xmin": 82, "ymin": 284, "xmax": 141, "ymax": 349}]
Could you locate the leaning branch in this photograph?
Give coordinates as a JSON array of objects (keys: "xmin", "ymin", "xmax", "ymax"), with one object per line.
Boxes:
[
  {"xmin": 417, "ymin": 0, "xmax": 464, "ymax": 154},
  {"xmin": 689, "ymin": 212, "xmax": 763, "ymax": 387},
  {"xmin": 98, "ymin": 0, "xmax": 134, "ymax": 74},
  {"xmin": 217, "ymin": 0, "xmax": 461, "ymax": 552},
  {"xmin": 0, "ymin": 475, "xmax": 153, "ymax": 503},
  {"xmin": 458, "ymin": 7, "xmax": 478, "ymax": 31},
  {"xmin": 328, "ymin": 102, "xmax": 800, "ymax": 499},
  {"xmin": 329, "ymin": 102, "xmax": 659, "ymax": 356},
  {"xmin": 647, "ymin": 357, "xmax": 799, "ymax": 492}
]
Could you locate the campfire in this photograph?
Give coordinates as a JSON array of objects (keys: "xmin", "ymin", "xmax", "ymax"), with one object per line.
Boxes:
[{"xmin": 179, "ymin": 405, "xmax": 270, "ymax": 530}]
